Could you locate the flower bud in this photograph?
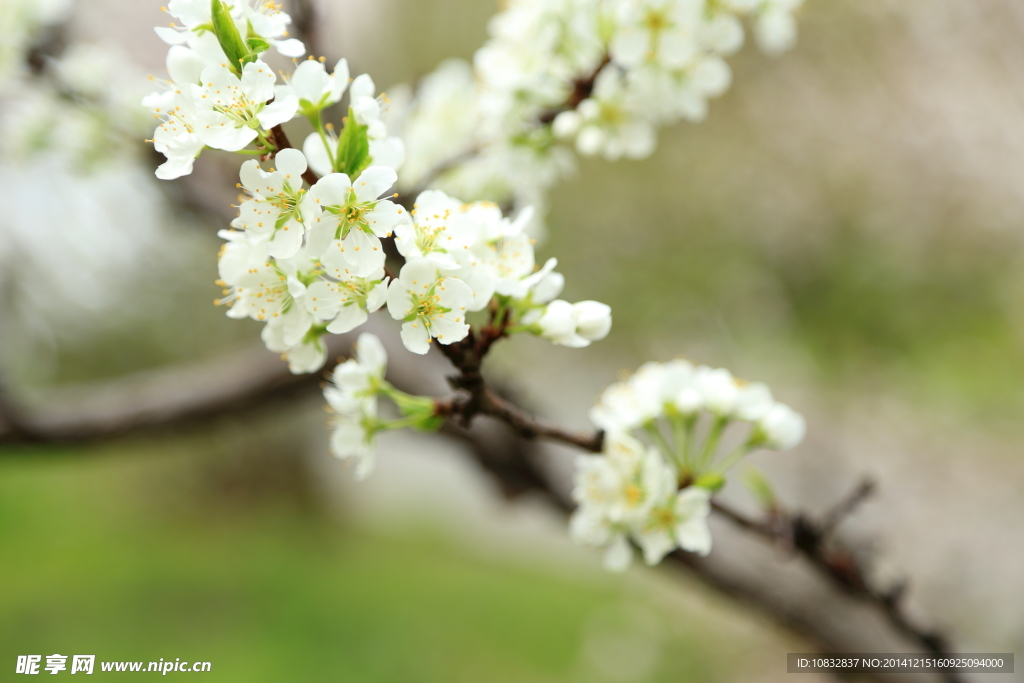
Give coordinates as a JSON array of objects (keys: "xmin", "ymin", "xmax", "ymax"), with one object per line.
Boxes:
[{"xmin": 756, "ymin": 403, "xmax": 806, "ymax": 450}]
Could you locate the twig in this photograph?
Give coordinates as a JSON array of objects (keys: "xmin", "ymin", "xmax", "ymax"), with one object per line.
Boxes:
[
  {"xmin": 711, "ymin": 499, "xmax": 963, "ymax": 683},
  {"xmin": 538, "ymin": 53, "xmax": 612, "ymax": 124},
  {"xmin": 821, "ymin": 479, "xmax": 876, "ymax": 537}
]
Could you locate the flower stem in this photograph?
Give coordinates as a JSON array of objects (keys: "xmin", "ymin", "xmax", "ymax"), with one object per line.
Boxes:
[{"xmin": 694, "ymin": 416, "xmax": 728, "ymax": 475}]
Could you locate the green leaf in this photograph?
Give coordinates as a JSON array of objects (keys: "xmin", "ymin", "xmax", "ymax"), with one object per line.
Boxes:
[
  {"xmin": 246, "ymin": 36, "xmax": 270, "ymax": 55},
  {"xmin": 334, "ymin": 107, "xmax": 371, "ymax": 177},
  {"xmin": 211, "ymin": 0, "xmax": 250, "ymax": 73}
]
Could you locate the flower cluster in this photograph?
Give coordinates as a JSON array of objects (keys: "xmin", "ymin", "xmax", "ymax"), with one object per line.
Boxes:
[
  {"xmin": 392, "ymin": 0, "xmax": 805, "ymax": 227},
  {"xmin": 144, "ymin": 0, "xmax": 807, "ymax": 571},
  {"xmin": 571, "ymin": 359, "xmax": 805, "ymax": 570},
  {"xmin": 144, "ymin": 1, "xmax": 612, "ymax": 371}
]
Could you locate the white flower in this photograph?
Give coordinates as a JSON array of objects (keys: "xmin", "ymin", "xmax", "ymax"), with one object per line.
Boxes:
[
  {"xmin": 286, "ymin": 57, "xmax": 350, "ymax": 113},
  {"xmin": 734, "ymin": 381, "xmax": 774, "ymax": 421},
  {"xmin": 305, "ymin": 266, "xmax": 388, "ymax": 334},
  {"xmin": 385, "ymin": 258, "xmax": 472, "ymax": 354},
  {"xmin": 528, "ymin": 264, "xmax": 564, "ymax": 304},
  {"xmin": 143, "ymin": 46, "xmax": 207, "ymax": 179},
  {"xmin": 325, "ymin": 332, "xmax": 387, "ymax": 417},
  {"xmin": 534, "ymin": 299, "xmax": 612, "ymax": 348},
  {"xmin": 572, "ymin": 432, "xmax": 673, "ymax": 522},
  {"xmin": 757, "ymin": 403, "xmax": 806, "ymax": 450},
  {"xmin": 635, "ymin": 486, "xmax": 712, "ymax": 564},
  {"xmin": 145, "ymin": 87, "xmax": 205, "ymax": 179},
  {"xmin": 306, "ymin": 166, "xmax": 406, "ymax": 272},
  {"xmin": 693, "ymin": 365, "xmax": 740, "ymax": 416},
  {"xmin": 553, "ymin": 68, "xmax": 656, "ymax": 161},
  {"xmin": 243, "ymin": 0, "xmax": 306, "ymax": 58},
  {"xmin": 569, "ymin": 508, "xmax": 633, "ymax": 572},
  {"xmin": 570, "ymin": 431, "xmax": 682, "ymax": 570},
  {"xmin": 590, "ymin": 377, "xmax": 660, "ymax": 432},
  {"xmin": 755, "ymin": 0, "xmax": 803, "ymax": 56},
  {"xmin": 231, "ymin": 149, "xmax": 315, "ymax": 259},
  {"xmin": 700, "ymin": 12, "xmax": 745, "ymax": 55},
  {"xmin": 393, "ymin": 190, "xmax": 479, "ymax": 270},
  {"xmin": 157, "ymin": 0, "xmax": 305, "ymax": 59},
  {"xmin": 349, "ymin": 73, "xmax": 387, "ymax": 139},
  {"xmin": 263, "ymin": 318, "xmax": 326, "ymax": 374},
  {"xmin": 195, "ymin": 60, "xmax": 297, "ymax": 151},
  {"xmin": 611, "ymin": 0, "xmax": 704, "ymax": 70},
  {"xmin": 324, "ymin": 333, "xmax": 388, "ymax": 479},
  {"xmin": 216, "ymin": 243, "xmax": 295, "ymax": 322}
]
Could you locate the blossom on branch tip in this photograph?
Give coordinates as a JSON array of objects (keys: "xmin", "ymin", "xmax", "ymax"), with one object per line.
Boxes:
[
  {"xmin": 324, "ymin": 333, "xmax": 389, "ymax": 479},
  {"xmin": 306, "ymin": 166, "xmax": 406, "ymax": 273},
  {"xmin": 531, "ymin": 299, "xmax": 612, "ymax": 348},
  {"xmin": 755, "ymin": 402, "xmax": 806, "ymax": 450},
  {"xmin": 305, "ymin": 267, "xmax": 389, "ymax": 335},
  {"xmin": 156, "ymin": 0, "xmax": 305, "ymax": 59},
  {"xmin": 386, "ymin": 258, "xmax": 472, "ymax": 354},
  {"xmin": 635, "ymin": 486, "xmax": 712, "ymax": 563},
  {"xmin": 393, "ymin": 191, "xmax": 479, "ymax": 271},
  {"xmin": 195, "ymin": 60, "xmax": 296, "ymax": 151},
  {"xmin": 231, "ymin": 149, "xmax": 315, "ymax": 259},
  {"xmin": 611, "ymin": 0, "xmax": 704, "ymax": 71},
  {"xmin": 286, "ymin": 57, "xmax": 350, "ymax": 116}
]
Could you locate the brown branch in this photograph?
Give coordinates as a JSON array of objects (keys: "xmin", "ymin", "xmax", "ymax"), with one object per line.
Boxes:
[
  {"xmin": 538, "ymin": 53, "xmax": 612, "ymax": 124},
  {"xmin": 437, "ymin": 387, "xmax": 603, "ymax": 453},
  {"xmin": 711, "ymin": 498, "xmax": 964, "ymax": 683},
  {"xmin": 0, "ymin": 320, "xmax": 418, "ymax": 448},
  {"xmin": 434, "ymin": 325, "xmax": 963, "ymax": 682}
]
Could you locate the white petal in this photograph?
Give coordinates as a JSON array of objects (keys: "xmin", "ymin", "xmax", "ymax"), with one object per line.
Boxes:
[
  {"xmin": 273, "ymin": 38, "xmax": 307, "ymax": 58},
  {"xmin": 289, "ymin": 59, "xmax": 329, "ymax": 103},
  {"xmin": 258, "ymin": 94, "xmax": 298, "ymax": 130},
  {"xmin": 352, "ymin": 166, "xmax": 397, "ymax": 203},
  {"xmin": 166, "ymin": 46, "xmax": 205, "ymax": 85},
  {"xmin": 311, "ymin": 172, "xmax": 354, "ymax": 207},
  {"xmin": 400, "ymin": 321, "xmax": 431, "ymax": 354},
  {"xmin": 364, "ymin": 201, "xmax": 405, "ymax": 237},
  {"xmin": 241, "ymin": 60, "xmax": 277, "ymax": 103},
  {"xmin": 603, "ymin": 535, "xmax": 633, "ymax": 572},
  {"xmin": 196, "ymin": 111, "xmax": 256, "ymax": 150},
  {"xmin": 386, "ymin": 280, "xmax": 413, "ymax": 320},
  {"xmin": 355, "ymin": 333, "xmax": 388, "ymax": 374},
  {"xmin": 267, "ymin": 223, "xmax": 304, "ymax": 259},
  {"xmin": 274, "ymin": 148, "xmax": 308, "ymax": 180},
  {"xmin": 326, "ymin": 304, "xmax": 368, "ymax": 334},
  {"xmin": 341, "ymin": 230, "xmax": 385, "ymax": 277}
]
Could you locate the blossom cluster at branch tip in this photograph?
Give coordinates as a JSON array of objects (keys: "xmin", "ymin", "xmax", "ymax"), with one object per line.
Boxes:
[
  {"xmin": 572, "ymin": 359, "xmax": 805, "ymax": 570},
  {"xmin": 390, "ymin": 0, "xmax": 805, "ymax": 232},
  {"xmin": 323, "ymin": 333, "xmax": 446, "ymax": 480}
]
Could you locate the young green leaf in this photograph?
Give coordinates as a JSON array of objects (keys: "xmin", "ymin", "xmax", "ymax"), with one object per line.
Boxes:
[
  {"xmin": 246, "ymin": 36, "xmax": 270, "ymax": 55},
  {"xmin": 335, "ymin": 107, "xmax": 371, "ymax": 177},
  {"xmin": 211, "ymin": 0, "xmax": 250, "ymax": 73}
]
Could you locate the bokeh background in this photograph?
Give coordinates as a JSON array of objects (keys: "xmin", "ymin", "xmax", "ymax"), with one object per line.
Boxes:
[{"xmin": 1, "ymin": 0, "xmax": 1023, "ymax": 681}]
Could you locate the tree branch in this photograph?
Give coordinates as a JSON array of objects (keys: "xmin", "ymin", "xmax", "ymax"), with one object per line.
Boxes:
[{"xmin": 434, "ymin": 330, "xmax": 964, "ymax": 683}]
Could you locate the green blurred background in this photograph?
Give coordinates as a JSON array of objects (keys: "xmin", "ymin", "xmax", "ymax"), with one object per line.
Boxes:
[{"xmin": 2, "ymin": 0, "xmax": 1023, "ymax": 680}]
